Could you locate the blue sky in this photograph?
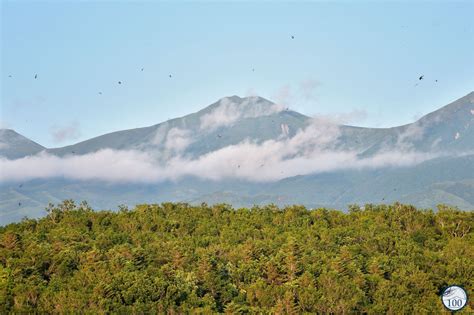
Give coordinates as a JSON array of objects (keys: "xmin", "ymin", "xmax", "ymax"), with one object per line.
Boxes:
[{"xmin": 1, "ymin": 1, "xmax": 473, "ymax": 148}]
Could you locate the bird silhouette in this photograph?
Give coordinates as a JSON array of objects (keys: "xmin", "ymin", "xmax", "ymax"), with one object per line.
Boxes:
[
  {"xmin": 141, "ymin": 68, "xmax": 144, "ymax": 71},
  {"xmin": 291, "ymin": 35, "xmax": 295, "ymax": 39},
  {"xmin": 419, "ymin": 75, "xmax": 424, "ymax": 80},
  {"xmin": 8, "ymin": 75, "xmax": 12, "ymax": 78},
  {"xmin": 169, "ymin": 74, "xmax": 172, "ymax": 78},
  {"xmin": 18, "ymin": 202, "xmax": 21, "ymax": 206},
  {"xmin": 34, "ymin": 74, "xmax": 37, "ymax": 79},
  {"xmin": 118, "ymin": 81, "xmax": 122, "ymax": 84},
  {"xmin": 19, "ymin": 184, "xmax": 23, "ymax": 188},
  {"xmin": 217, "ymin": 134, "xmax": 222, "ymax": 138}
]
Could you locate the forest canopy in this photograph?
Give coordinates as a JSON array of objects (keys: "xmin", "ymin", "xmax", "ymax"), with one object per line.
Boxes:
[{"xmin": 1, "ymin": 201, "xmax": 473, "ymax": 313}]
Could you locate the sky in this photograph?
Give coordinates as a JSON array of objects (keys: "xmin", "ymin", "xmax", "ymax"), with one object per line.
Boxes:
[{"xmin": 1, "ymin": 0, "xmax": 473, "ymax": 148}]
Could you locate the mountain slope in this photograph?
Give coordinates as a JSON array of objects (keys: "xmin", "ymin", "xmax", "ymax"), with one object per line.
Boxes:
[
  {"xmin": 355, "ymin": 91, "xmax": 474, "ymax": 156},
  {"xmin": 0, "ymin": 129, "xmax": 45, "ymax": 159},
  {"xmin": 46, "ymin": 96, "xmax": 309, "ymax": 157}
]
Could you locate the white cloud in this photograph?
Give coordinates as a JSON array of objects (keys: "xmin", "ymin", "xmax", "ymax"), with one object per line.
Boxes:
[
  {"xmin": 199, "ymin": 96, "xmax": 284, "ymax": 130},
  {"xmin": 200, "ymin": 97, "xmax": 242, "ymax": 130},
  {"xmin": 150, "ymin": 124, "xmax": 169, "ymax": 146},
  {"xmin": 270, "ymin": 78, "xmax": 321, "ymax": 110},
  {"xmin": 0, "ymin": 150, "xmax": 160, "ymax": 183},
  {"xmin": 165, "ymin": 127, "xmax": 193, "ymax": 152},
  {"xmin": 0, "ymin": 118, "xmax": 442, "ymax": 184}
]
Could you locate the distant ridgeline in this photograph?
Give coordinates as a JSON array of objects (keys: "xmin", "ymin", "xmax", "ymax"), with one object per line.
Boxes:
[
  {"xmin": 2, "ymin": 92, "xmax": 474, "ymax": 224},
  {"xmin": 1, "ymin": 201, "xmax": 473, "ymax": 313}
]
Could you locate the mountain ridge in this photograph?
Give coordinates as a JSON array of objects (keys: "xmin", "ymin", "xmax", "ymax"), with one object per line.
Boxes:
[
  {"xmin": 1, "ymin": 91, "xmax": 473, "ymax": 224},
  {"xmin": 1, "ymin": 91, "xmax": 473, "ymax": 154}
]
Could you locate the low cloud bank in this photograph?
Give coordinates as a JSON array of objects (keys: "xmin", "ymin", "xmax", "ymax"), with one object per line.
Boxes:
[{"xmin": 0, "ymin": 117, "xmax": 443, "ymax": 183}]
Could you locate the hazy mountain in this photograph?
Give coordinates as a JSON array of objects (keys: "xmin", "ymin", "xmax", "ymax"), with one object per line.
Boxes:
[
  {"xmin": 46, "ymin": 96, "xmax": 308, "ymax": 158},
  {"xmin": 0, "ymin": 129, "xmax": 45, "ymax": 159},
  {"xmin": 1, "ymin": 92, "xmax": 473, "ymax": 224}
]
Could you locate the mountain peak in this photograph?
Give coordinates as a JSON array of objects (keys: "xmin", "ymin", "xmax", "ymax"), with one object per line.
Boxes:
[
  {"xmin": 216, "ymin": 95, "xmax": 273, "ymax": 104},
  {"xmin": 199, "ymin": 95, "xmax": 280, "ymax": 116}
]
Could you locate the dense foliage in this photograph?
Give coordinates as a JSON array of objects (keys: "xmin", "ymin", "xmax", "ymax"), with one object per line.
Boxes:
[{"xmin": 1, "ymin": 201, "xmax": 473, "ymax": 314}]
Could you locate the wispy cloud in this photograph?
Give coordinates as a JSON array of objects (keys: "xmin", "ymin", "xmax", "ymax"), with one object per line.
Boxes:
[
  {"xmin": 200, "ymin": 97, "xmax": 242, "ymax": 130},
  {"xmin": 299, "ymin": 79, "xmax": 321, "ymax": 101},
  {"xmin": 272, "ymin": 85, "xmax": 292, "ymax": 108},
  {"xmin": 199, "ymin": 96, "xmax": 284, "ymax": 130},
  {"xmin": 50, "ymin": 121, "xmax": 81, "ymax": 144},
  {"xmin": 269, "ymin": 78, "xmax": 321, "ymax": 110},
  {"xmin": 164, "ymin": 127, "xmax": 193, "ymax": 152}
]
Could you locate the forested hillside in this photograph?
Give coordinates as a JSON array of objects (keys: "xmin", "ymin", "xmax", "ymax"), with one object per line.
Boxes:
[{"xmin": 1, "ymin": 201, "xmax": 473, "ymax": 313}]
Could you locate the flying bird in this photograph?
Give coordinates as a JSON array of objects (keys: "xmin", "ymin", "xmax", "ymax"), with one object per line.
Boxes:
[
  {"xmin": 19, "ymin": 184, "xmax": 23, "ymax": 188},
  {"xmin": 217, "ymin": 134, "xmax": 222, "ymax": 138},
  {"xmin": 99, "ymin": 92, "xmax": 102, "ymax": 95},
  {"xmin": 419, "ymin": 75, "xmax": 424, "ymax": 80},
  {"xmin": 34, "ymin": 74, "xmax": 38, "ymax": 79},
  {"xmin": 18, "ymin": 202, "xmax": 21, "ymax": 207},
  {"xmin": 237, "ymin": 165, "xmax": 241, "ymax": 168},
  {"xmin": 118, "ymin": 81, "xmax": 122, "ymax": 84},
  {"xmin": 141, "ymin": 68, "xmax": 144, "ymax": 71},
  {"xmin": 8, "ymin": 75, "xmax": 12, "ymax": 78},
  {"xmin": 169, "ymin": 74, "xmax": 172, "ymax": 78},
  {"xmin": 291, "ymin": 35, "xmax": 295, "ymax": 39}
]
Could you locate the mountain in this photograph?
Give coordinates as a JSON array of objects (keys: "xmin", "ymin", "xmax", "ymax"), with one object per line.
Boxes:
[
  {"xmin": 0, "ymin": 129, "xmax": 45, "ymax": 159},
  {"xmin": 1, "ymin": 92, "xmax": 473, "ymax": 224},
  {"xmin": 45, "ymin": 96, "xmax": 309, "ymax": 158}
]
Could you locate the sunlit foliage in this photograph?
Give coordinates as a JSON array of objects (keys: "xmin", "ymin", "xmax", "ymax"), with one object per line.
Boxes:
[{"xmin": 1, "ymin": 201, "xmax": 473, "ymax": 313}]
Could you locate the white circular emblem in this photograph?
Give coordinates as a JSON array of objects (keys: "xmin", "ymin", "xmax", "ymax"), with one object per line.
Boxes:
[{"xmin": 441, "ymin": 285, "xmax": 468, "ymax": 311}]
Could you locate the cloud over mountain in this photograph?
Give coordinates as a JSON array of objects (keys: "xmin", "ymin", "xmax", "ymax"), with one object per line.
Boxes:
[{"xmin": 0, "ymin": 116, "xmax": 440, "ymax": 183}]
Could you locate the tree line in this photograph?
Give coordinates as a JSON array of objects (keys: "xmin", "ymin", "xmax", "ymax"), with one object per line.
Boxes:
[{"xmin": 1, "ymin": 201, "xmax": 473, "ymax": 313}]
